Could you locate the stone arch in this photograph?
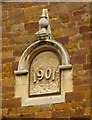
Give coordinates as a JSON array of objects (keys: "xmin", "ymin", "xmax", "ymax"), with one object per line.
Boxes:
[{"xmin": 17, "ymin": 39, "xmax": 72, "ymax": 72}]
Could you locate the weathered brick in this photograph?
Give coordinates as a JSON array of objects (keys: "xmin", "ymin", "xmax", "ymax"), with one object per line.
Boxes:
[
  {"xmin": 78, "ymin": 19, "xmax": 90, "ymax": 26},
  {"xmin": 2, "ymin": 86, "xmax": 14, "ymax": 93},
  {"xmin": 85, "ymin": 90, "xmax": 91, "ymax": 100},
  {"xmin": 72, "ymin": 101, "xmax": 82, "ymax": 109},
  {"xmin": 61, "ymin": 27, "xmax": 79, "ymax": 37},
  {"xmin": 2, "ymin": 38, "xmax": 10, "ymax": 46},
  {"xmin": 52, "ymin": 109, "xmax": 75, "ymax": 118},
  {"xmin": 73, "ymin": 10, "xmax": 85, "ymax": 16},
  {"xmin": 9, "ymin": 105, "xmax": 39, "ymax": 115},
  {"xmin": 13, "ymin": 50, "xmax": 22, "ymax": 56},
  {"xmin": 31, "ymin": 2, "xmax": 48, "ymax": 7},
  {"xmin": 83, "ymin": 63, "xmax": 91, "ymax": 70},
  {"xmin": 65, "ymin": 92, "xmax": 85, "ymax": 102},
  {"xmin": 8, "ymin": 8, "xmax": 24, "ymax": 22},
  {"xmin": 3, "ymin": 92, "xmax": 15, "ymax": 99},
  {"xmin": 2, "ymin": 108, "xmax": 8, "ymax": 116},
  {"xmin": 2, "ymin": 3, "xmax": 14, "ymax": 11},
  {"xmin": 2, "ymin": 10, "xmax": 8, "ymax": 21},
  {"xmin": 73, "ymin": 70, "xmax": 89, "ymax": 78},
  {"xmin": 68, "ymin": 3, "xmax": 87, "ymax": 12},
  {"xmin": 87, "ymin": 54, "xmax": 92, "ymax": 62},
  {"xmin": 2, "ymin": 72, "xmax": 15, "ymax": 79},
  {"xmin": 14, "ymin": 35, "xmax": 29, "ymax": 44},
  {"xmin": 75, "ymin": 108, "xmax": 85, "ymax": 116},
  {"xmin": 82, "ymin": 33, "xmax": 90, "ymax": 41},
  {"xmin": 56, "ymin": 3, "xmax": 69, "ymax": 13},
  {"xmin": 52, "ymin": 29, "xmax": 63, "ymax": 38},
  {"xmin": 15, "ymin": 57, "xmax": 20, "ymax": 62},
  {"xmin": 14, "ymin": 34, "xmax": 36, "ymax": 45},
  {"xmin": 8, "ymin": 107, "xmax": 37, "ymax": 117},
  {"xmin": 35, "ymin": 111, "xmax": 51, "ymax": 118},
  {"xmin": 51, "ymin": 18, "xmax": 63, "ymax": 30},
  {"xmin": 79, "ymin": 26, "xmax": 90, "ymax": 34},
  {"xmin": 72, "ymin": 49, "xmax": 90, "ymax": 57},
  {"xmin": 73, "ymin": 85, "xmax": 90, "ymax": 93},
  {"xmin": 56, "ymin": 37, "xmax": 68, "ymax": 45},
  {"xmin": 2, "ymin": 98, "xmax": 21, "ymax": 108},
  {"xmin": 79, "ymin": 41, "xmax": 90, "ymax": 49},
  {"xmin": 39, "ymin": 104, "xmax": 52, "ymax": 112},
  {"xmin": 27, "ymin": 105, "xmax": 40, "ymax": 113},
  {"xmin": 84, "ymin": 107, "xmax": 90, "ymax": 115},
  {"xmin": 11, "ymin": 23, "xmax": 25, "ymax": 33},
  {"xmin": 2, "ymin": 63, "xmax": 13, "ymax": 73},
  {"xmin": 13, "ymin": 44, "xmax": 28, "ymax": 53},
  {"xmin": 2, "ymin": 45, "xmax": 14, "ymax": 51},
  {"xmin": 3, "ymin": 20, "xmax": 13, "ymax": 32},
  {"xmin": 71, "ymin": 15, "xmax": 81, "ymax": 21},
  {"xmin": 3, "ymin": 114, "xmax": 20, "ymax": 118},
  {"xmin": 73, "ymin": 64, "xmax": 83, "ymax": 72},
  {"xmin": 2, "ymin": 31, "xmax": 19, "ymax": 40},
  {"xmin": 24, "ymin": 6, "xmax": 43, "ymax": 22},
  {"xmin": 74, "ymin": 76, "xmax": 90, "ymax": 86},
  {"xmin": 71, "ymin": 55, "xmax": 86, "ymax": 64},
  {"xmin": 53, "ymin": 102, "xmax": 71, "ymax": 110},
  {"xmin": 2, "ymin": 49, "xmax": 13, "ymax": 59},
  {"xmin": 67, "ymin": 21, "xmax": 76, "ymax": 27},
  {"xmin": 25, "ymin": 22, "xmax": 38, "ymax": 34},
  {"xmin": 12, "ymin": 61, "xmax": 18, "ymax": 71},
  {"xmin": 66, "ymin": 43, "xmax": 78, "ymax": 51},
  {"xmin": 47, "ymin": 3, "xmax": 69, "ymax": 18},
  {"xmin": 24, "ymin": 3, "xmax": 34, "ymax": 8},
  {"xmin": 2, "ymin": 77, "xmax": 15, "ymax": 86},
  {"xmin": 69, "ymin": 34, "xmax": 82, "ymax": 44},
  {"xmin": 2, "ymin": 58, "xmax": 15, "ymax": 63},
  {"xmin": 19, "ymin": 113, "xmax": 34, "ymax": 118},
  {"xmin": 12, "ymin": 2, "xmax": 32, "ymax": 9},
  {"xmin": 60, "ymin": 13, "xmax": 70, "ymax": 23},
  {"xmin": 82, "ymin": 100, "xmax": 90, "ymax": 108}
]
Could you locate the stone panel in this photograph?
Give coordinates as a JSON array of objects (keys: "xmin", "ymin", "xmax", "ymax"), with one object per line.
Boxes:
[{"xmin": 29, "ymin": 51, "xmax": 60, "ymax": 96}]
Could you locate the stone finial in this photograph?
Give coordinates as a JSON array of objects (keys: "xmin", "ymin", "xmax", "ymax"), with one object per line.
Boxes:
[{"xmin": 35, "ymin": 9, "xmax": 52, "ymax": 40}]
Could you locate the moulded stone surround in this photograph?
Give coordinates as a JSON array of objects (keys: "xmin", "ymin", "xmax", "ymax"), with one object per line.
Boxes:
[{"xmin": 14, "ymin": 39, "xmax": 73, "ymax": 106}]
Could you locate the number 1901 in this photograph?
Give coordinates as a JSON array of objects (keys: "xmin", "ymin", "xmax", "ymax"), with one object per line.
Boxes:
[{"xmin": 34, "ymin": 68, "xmax": 55, "ymax": 83}]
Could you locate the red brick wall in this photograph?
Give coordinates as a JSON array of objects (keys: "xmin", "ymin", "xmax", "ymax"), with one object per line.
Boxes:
[{"xmin": 2, "ymin": 2, "xmax": 91, "ymax": 119}]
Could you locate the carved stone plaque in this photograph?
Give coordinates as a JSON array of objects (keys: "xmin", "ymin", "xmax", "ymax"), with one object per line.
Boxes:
[{"xmin": 29, "ymin": 51, "xmax": 60, "ymax": 97}]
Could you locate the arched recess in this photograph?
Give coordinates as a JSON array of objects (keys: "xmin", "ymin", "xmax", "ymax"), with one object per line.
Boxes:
[
  {"xmin": 17, "ymin": 39, "xmax": 72, "ymax": 71},
  {"xmin": 14, "ymin": 39, "xmax": 73, "ymax": 106}
]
